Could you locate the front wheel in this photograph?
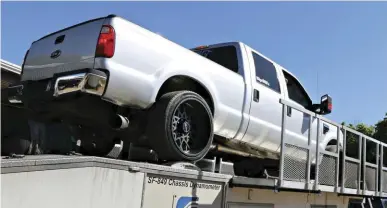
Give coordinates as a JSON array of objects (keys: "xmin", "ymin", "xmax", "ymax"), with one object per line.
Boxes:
[{"xmin": 146, "ymin": 91, "xmax": 214, "ymax": 162}]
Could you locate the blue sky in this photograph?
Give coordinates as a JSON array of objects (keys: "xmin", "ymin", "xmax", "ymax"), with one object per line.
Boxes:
[{"xmin": 1, "ymin": 1, "xmax": 386, "ymax": 126}]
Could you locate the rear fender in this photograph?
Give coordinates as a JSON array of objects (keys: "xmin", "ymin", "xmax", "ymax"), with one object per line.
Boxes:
[
  {"xmin": 150, "ymin": 69, "xmax": 220, "ymax": 115},
  {"xmin": 320, "ymin": 126, "xmax": 344, "ymax": 152}
]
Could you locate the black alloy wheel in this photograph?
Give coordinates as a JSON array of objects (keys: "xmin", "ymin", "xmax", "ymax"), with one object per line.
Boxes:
[{"xmin": 147, "ymin": 91, "xmax": 213, "ymax": 162}]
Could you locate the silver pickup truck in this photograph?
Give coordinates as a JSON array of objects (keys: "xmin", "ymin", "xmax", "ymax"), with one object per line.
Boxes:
[{"xmin": 7, "ymin": 14, "xmax": 340, "ymax": 167}]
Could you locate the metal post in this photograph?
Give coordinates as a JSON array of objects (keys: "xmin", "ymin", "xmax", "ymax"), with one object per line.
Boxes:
[
  {"xmin": 314, "ymin": 118, "xmax": 321, "ymax": 191},
  {"xmin": 335, "ymin": 126, "xmax": 341, "ymax": 191},
  {"xmin": 341, "ymin": 129, "xmax": 347, "ymax": 194},
  {"xmin": 367, "ymin": 198, "xmax": 374, "ymax": 208},
  {"xmin": 358, "ymin": 135, "xmax": 363, "ymax": 195},
  {"xmin": 381, "ymin": 146, "xmax": 384, "ymax": 195},
  {"xmin": 362, "ymin": 137, "xmax": 366, "ymax": 195},
  {"xmin": 306, "ymin": 114, "xmax": 313, "ymax": 189},
  {"xmin": 278, "ymin": 103, "xmax": 287, "ymax": 187},
  {"xmin": 375, "ymin": 143, "xmax": 380, "ymax": 196}
]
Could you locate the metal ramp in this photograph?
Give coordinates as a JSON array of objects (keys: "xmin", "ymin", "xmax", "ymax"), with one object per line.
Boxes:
[
  {"xmin": 206, "ymin": 98, "xmax": 387, "ymax": 198},
  {"xmin": 2, "ymin": 98, "xmax": 385, "ymax": 199},
  {"xmin": 274, "ymin": 99, "xmax": 387, "ymax": 197},
  {"xmin": 149, "ymin": 97, "xmax": 387, "ymax": 198}
]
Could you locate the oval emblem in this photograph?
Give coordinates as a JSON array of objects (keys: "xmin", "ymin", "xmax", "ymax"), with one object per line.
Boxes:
[{"xmin": 50, "ymin": 50, "xmax": 61, "ymax": 59}]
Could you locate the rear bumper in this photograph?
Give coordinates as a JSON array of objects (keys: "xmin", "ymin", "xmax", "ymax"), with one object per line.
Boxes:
[
  {"xmin": 8, "ymin": 72, "xmax": 107, "ymax": 104},
  {"xmin": 5, "ymin": 71, "xmax": 117, "ymax": 128}
]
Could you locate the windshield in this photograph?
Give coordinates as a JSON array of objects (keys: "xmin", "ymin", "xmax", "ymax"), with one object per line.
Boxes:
[{"xmin": 192, "ymin": 45, "xmax": 239, "ymax": 73}]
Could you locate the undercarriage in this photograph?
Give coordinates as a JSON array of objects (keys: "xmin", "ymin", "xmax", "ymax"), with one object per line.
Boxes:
[{"xmin": 2, "ymin": 88, "xmax": 284, "ymax": 178}]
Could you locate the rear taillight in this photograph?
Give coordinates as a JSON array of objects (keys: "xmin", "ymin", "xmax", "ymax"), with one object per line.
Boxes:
[{"xmin": 96, "ymin": 25, "xmax": 115, "ymax": 58}]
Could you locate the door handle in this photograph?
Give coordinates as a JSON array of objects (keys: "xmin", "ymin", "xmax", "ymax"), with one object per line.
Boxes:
[
  {"xmin": 55, "ymin": 35, "xmax": 65, "ymax": 44},
  {"xmin": 323, "ymin": 124, "xmax": 330, "ymax": 134},
  {"xmin": 253, "ymin": 89, "xmax": 259, "ymax": 102},
  {"xmin": 287, "ymin": 106, "xmax": 292, "ymax": 117}
]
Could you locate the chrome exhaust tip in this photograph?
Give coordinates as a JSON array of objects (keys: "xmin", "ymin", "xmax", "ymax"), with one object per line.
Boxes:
[
  {"xmin": 112, "ymin": 114, "xmax": 130, "ymax": 130},
  {"xmin": 53, "ymin": 73, "xmax": 107, "ymax": 97}
]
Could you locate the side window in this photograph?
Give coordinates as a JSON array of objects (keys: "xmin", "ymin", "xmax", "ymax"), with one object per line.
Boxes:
[
  {"xmin": 193, "ymin": 46, "xmax": 239, "ymax": 74},
  {"xmin": 252, "ymin": 52, "xmax": 281, "ymax": 93},
  {"xmin": 283, "ymin": 70, "xmax": 312, "ymax": 109}
]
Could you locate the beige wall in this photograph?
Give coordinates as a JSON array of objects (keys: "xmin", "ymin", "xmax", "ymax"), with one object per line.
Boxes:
[{"xmin": 227, "ymin": 187, "xmax": 363, "ymax": 208}]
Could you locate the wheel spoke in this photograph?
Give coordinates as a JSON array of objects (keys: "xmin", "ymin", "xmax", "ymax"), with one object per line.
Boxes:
[
  {"xmin": 182, "ymin": 134, "xmax": 190, "ymax": 151},
  {"xmin": 181, "ymin": 142, "xmax": 187, "ymax": 152},
  {"xmin": 172, "ymin": 116, "xmax": 179, "ymax": 131},
  {"xmin": 174, "ymin": 134, "xmax": 182, "ymax": 142},
  {"xmin": 181, "ymin": 105, "xmax": 188, "ymax": 119},
  {"xmin": 170, "ymin": 99, "xmax": 210, "ymax": 155},
  {"xmin": 177, "ymin": 108, "xmax": 184, "ymax": 118}
]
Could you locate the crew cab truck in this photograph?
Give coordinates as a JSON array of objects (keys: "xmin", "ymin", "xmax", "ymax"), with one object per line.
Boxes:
[{"xmin": 8, "ymin": 14, "xmax": 339, "ymax": 167}]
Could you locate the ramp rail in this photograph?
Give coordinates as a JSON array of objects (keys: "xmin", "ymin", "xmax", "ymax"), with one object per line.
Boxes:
[{"xmin": 276, "ymin": 98, "xmax": 386, "ymax": 197}]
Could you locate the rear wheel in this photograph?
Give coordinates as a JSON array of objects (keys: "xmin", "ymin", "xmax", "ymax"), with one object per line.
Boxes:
[{"xmin": 146, "ymin": 91, "xmax": 213, "ymax": 162}]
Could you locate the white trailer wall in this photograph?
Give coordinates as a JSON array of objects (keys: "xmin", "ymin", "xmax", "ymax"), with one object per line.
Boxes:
[
  {"xmin": 2, "ymin": 167, "xmax": 145, "ymax": 208},
  {"xmin": 1, "ymin": 156, "xmax": 230, "ymax": 208}
]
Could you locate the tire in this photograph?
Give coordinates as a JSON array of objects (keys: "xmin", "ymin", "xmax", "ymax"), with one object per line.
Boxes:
[{"xmin": 146, "ymin": 91, "xmax": 214, "ymax": 162}]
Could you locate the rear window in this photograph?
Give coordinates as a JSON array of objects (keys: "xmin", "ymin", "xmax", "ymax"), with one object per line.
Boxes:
[
  {"xmin": 252, "ymin": 52, "xmax": 281, "ymax": 93},
  {"xmin": 192, "ymin": 46, "xmax": 239, "ymax": 73}
]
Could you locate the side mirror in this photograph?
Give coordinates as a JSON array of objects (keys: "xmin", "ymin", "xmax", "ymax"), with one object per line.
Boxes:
[{"xmin": 320, "ymin": 94, "xmax": 332, "ymax": 115}]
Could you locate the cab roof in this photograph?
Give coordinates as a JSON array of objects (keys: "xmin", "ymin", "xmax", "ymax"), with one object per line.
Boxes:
[{"xmin": 193, "ymin": 41, "xmax": 314, "ymax": 100}]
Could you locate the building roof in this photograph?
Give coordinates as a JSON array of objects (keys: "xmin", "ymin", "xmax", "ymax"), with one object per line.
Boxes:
[{"xmin": 1, "ymin": 59, "xmax": 21, "ymax": 75}]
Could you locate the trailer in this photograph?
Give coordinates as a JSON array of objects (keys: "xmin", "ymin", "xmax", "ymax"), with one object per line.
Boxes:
[{"xmin": 0, "ymin": 155, "xmax": 370, "ymax": 208}]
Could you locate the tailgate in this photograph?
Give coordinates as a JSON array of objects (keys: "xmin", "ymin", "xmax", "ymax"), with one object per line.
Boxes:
[{"xmin": 22, "ymin": 17, "xmax": 108, "ymax": 81}]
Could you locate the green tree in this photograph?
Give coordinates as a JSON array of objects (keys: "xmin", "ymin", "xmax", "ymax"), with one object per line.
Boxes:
[
  {"xmin": 342, "ymin": 122, "xmax": 375, "ymax": 159},
  {"xmin": 373, "ymin": 113, "xmax": 387, "ymax": 144},
  {"xmin": 343, "ymin": 114, "xmax": 387, "ymax": 163},
  {"xmin": 373, "ymin": 113, "xmax": 387, "ymax": 165},
  {"xmin": 354, "ymin": 123, "xmax": 375, "ymax": 137}
]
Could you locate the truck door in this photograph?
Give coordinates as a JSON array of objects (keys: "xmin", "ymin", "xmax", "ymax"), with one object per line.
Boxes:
[
  {"xmin": 280, "ymin": 70, "xmax": 317, "ymax": 160},
  {"xmin": 241, "ymin": 47, "xmax": 284, "ymax": 153}
]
